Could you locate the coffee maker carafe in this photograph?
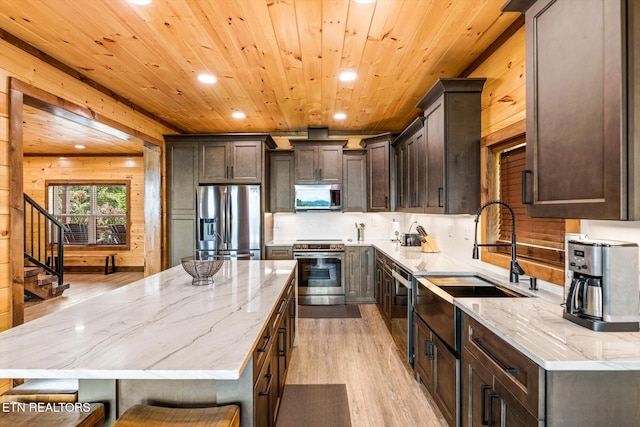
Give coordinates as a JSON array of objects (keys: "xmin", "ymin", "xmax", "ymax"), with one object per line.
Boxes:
[{"xmin": 564, "ymin": 239, "xmax": 639, "ymax": 332}]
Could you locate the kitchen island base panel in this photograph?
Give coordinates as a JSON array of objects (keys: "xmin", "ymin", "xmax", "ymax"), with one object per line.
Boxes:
[
  {"xmin": 79, "ymin": 364, "xmax": 253, "ymax": 427},
  {"xmin": 546, "ymin": 370, "xmax": 640, "ymax": 426}
]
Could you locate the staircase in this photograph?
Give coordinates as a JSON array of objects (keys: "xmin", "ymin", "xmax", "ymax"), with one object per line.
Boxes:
[
  {"xmin": 23, "ymin": 194, "xmax": 68, "ymax": 300},
  {"xmin": 23, "ymin": 266, "xmax": 69, "ymax": 300}
]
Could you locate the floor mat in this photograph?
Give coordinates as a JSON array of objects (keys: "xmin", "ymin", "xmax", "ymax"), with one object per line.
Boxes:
[
  {"xmin": 276, "ymin": 384, "xmax": 351, "ymax": 427},
  {"xmin": 298, "ymin": 304, "xmax": 361, "ymax": 319}
]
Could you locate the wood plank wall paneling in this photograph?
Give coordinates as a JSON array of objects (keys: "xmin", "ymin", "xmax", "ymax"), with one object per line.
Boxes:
[
  {"xmin": 469, "ymin": 27, "xmax": 526, "ymax": 137},
  {"xmin": 22, "ymin": 156, "xmax": 145, "ymax": 268},
  {"xmin": 0, "ymin": 36, "xmax": 172, "ymax": 331}
]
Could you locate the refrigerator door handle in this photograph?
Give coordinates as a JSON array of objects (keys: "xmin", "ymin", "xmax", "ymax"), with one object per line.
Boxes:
[{"xmin": 225, "ymin": 189, "xmax": 232, "ymax": 248}]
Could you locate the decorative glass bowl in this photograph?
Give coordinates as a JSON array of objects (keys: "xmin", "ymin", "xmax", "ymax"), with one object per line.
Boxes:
[{"xmin": 180, "ymin": 256, "xmax": 224, "ymax": 286}]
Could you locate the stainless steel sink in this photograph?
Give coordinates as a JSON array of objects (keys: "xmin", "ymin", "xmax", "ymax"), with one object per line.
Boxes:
[{"xmin": 426, "ymin": 274, "xmax": 527, "ymax": 298}]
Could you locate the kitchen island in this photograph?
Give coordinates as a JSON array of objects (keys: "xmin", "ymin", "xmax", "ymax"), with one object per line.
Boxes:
[{"xmin": 0, "ymin": 260, "xmax": 297, "ymax": 426}]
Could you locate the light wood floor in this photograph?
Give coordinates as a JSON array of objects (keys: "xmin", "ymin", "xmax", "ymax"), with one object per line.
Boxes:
[
  {"xmin": 24, "ymin": 272, "xmax": 144, "ymax": 322},
  {"xmin": 23, "ymin": 276, "xmax": 447, "ymax": 426},
  {"xmin": 286, "ymin": 304, "xmax": 448, "ymax": 427}
]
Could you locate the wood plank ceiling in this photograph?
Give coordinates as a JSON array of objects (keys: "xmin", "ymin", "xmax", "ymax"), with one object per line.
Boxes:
[{"xmin": 0, "ymin": 0, "xmax": 519, "ymax": 150}]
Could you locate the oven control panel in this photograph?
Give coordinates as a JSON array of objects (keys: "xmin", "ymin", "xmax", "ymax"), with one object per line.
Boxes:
[{"xmin": 293, "ymin": 241, "xmax": 345, "ymax": 251}]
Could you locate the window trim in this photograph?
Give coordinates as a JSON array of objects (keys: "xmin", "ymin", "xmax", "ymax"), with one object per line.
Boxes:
[
  {"xmin": 45, "ymin": 179, "xmax": 131, "ymax": 251},
  {"xmin": 480, "ymin": 120, "xmax": 579, "ymax": 286}
]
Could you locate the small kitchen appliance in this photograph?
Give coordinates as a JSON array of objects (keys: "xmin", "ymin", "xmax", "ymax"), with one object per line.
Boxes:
[
  {"xmin": 400, "ymin": 233, "xmax": 421, "ymax": 247},
  {"xmin": 563, "ymin": 239, "xmax": 639, "ymax": 331}
]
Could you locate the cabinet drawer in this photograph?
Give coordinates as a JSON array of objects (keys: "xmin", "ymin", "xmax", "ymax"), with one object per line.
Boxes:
[
  {"xmin": 463, "ymin": 314, "xmax": 541, "ymax": 416},
  {"xmin": 253, "ymin": 321, "xmax": 274, "ymax": 384},
  {"xmin": 266, "ymin": 246, "xmax": 293, "ymax": 260}
]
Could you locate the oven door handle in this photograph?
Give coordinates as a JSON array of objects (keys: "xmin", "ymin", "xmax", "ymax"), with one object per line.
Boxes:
[{"xmin": 293, "ymin": 252, "xmax": 344, "ymax": 259}]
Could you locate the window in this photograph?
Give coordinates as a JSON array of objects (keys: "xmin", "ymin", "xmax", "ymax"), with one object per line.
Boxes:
[
  {"xmin": 480, "ymin": 121, "xmax": 579, "ymax": 285},
  {"xmin": 48, "ymin": 181, "xmax": 130, "ymax": 247},
  {"xmin": 495, "ymin": 144, "xmax": 565, "ymax": 266}
]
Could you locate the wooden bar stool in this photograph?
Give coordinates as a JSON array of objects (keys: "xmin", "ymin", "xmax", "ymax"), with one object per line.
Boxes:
[
  {"xmin": 113, "ymin": 404, "xmax": 240, "ymax": 427},
  {"xmin": 0, "ymin": 379, "xmax": 78, "ymax": 403},
  {"xmin": 0, "ymin": 402, "xmax": 104, "ymax": 427}
]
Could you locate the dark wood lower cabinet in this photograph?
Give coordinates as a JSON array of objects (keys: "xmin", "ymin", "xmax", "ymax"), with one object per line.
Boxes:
[
  {"xmin": 253, "ymin": 276, "xmax": 296, "ymax": 427},
  {"xmin": 461, "ymin": 348, "xmax": 537, "ymax": 427},
  {"xmin": 413, "ymin": 314, "xmax": 457, "ymax": 427}
]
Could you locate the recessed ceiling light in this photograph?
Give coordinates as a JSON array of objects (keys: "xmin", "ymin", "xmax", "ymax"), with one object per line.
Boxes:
[
  {"xmin": 74, "ymin": 145, "xmax": 85, "ymax": 149},
  {"xmin": 334, "ymin": 113, "xmax": 347, "ymax": 120},
  {"xmin": 232, "ymin": 111, "xmax": 246, "ymax": 119},
  {"xmin": 339, "ymin": 71, "xmax": 357, "ymax": 82},
  {"xmin": 127, "ymin": 0, "xmax": 152, "ymax": 5},
  {"xmin": 197, "ymin": 73, "xmax": 217, "ymax": 84}
]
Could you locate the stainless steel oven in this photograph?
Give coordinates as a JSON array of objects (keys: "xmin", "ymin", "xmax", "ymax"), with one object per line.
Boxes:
[{"xmin": 293, "ymin": 240, "xmax": 345, "ymax": 305}]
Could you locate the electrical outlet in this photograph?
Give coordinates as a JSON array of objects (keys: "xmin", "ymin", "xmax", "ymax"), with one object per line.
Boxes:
[
  {"xmin": 448, "ymin": 223, "xmax": 453, "ymax": 237},
  {"xmin": 371, "ymin": 218, "xmax": 377, "ymax": 227},
  {"xmin": 464, "ymin": 225, "xmax": 470, "ymax": 240}
]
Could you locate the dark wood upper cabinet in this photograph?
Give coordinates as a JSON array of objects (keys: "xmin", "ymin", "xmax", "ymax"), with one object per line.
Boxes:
[
  {"xmin": 292, "ymin": 141, "xmax": 346, "ymax": 184},
  {"xmin": 398, "ymin": 78, "xmax": 486, "ymax": 214},
  {"xmin": 342, "ymin": 150, "xmax": 367, "ymax": 212},
  {"xmin": 200, "ymin": 140, "xmax": 262, "ymax": 184},
  {"xmin": 363, "ymin": 134, "xmax": 392, "ymax": 212},
  {"xmin": 504, "ymin": 0, "xmax": 640, "ymax": 219},
  {"xmin": 393, "ymin": 117, "xmax": 425, "ymax": 213},
  {"xmin": 269, "ymin": 150, "xmax": 295, "ymax": 213}
]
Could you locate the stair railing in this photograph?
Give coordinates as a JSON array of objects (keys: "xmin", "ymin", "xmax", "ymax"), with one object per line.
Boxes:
[{"xmin": 23, "ymin": 194, "xmax": 64, "ymax": 287}]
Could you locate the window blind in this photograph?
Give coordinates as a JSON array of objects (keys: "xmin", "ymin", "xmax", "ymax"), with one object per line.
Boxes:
[{"xmin": 496, "ymin": 145, "xmax": 565, "ymax": 266}]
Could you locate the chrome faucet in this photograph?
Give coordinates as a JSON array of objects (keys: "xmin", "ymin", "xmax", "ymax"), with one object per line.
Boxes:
[{"xmin": 472, "ymin": 200, "xmax": 524, "ymax": 283}]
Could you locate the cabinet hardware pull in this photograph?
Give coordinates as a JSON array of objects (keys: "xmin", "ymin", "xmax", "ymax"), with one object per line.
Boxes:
[
  {"xmin": 424, "ymin": 339, "xmax": 434, "ymax": 360},
  {"xmin": 279, "ymin": 327, "xmax": 287, "ymax": 356},
  {"xmin": 438, "ymin": 187, "xmax": 444, "ymax": 208},
  {"xmin": 257, "ymin": 335, "xmax": 271, "ymax": 352},
  {"xmin": 384, "ymin": 196, "xmax": 388, "ymax": 209},
  {"xmin": 230, "ymin": 166, "xmax": 234, "ymax": 178},
  {"xmin": 290, "ymin": 297, "xmax": 296, "ymax": 319},
  {"xmin": 472, "ymin": 338, "xmax": 517, "ymax": 376},
  {"xmin": 277, "ymin": 299, "xmax": 287, "ymax": 315},
  {"xmin": 481, "ymin": 385, "xmax": 491, "ymax": 425},
  {"xmin": 522, "ymin": 170, "xmax": 533, "ymax": 204},
  {"xmin": 259, "ymin": 373, "xmax": 273, "ymax": 396},
  {"xmin": 488, "ymin": 393, "xmax": 500, "ymax": 426}
]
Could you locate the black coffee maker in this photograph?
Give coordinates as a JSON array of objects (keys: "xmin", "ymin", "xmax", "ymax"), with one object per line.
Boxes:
[{"xmin": 564, "ymin": 239, "xmax": 639, "ymax": 332}]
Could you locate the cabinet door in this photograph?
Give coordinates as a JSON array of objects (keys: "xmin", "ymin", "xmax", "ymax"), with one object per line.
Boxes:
[
  {"xmin": 269, "ymin": 152, "xmax": 294, "ymax": 212},
  {"xmin": 523, "ymin": 0, "xmax": 624, "ymax": 219},
  {"xmin": 413, "ymin": 315, "xmax": 435, "ymax": 390},
  {"xmin": 254, "ymin": 351, "xmax": 275, "ymax": 427},
  {"xmin": 375, "ymin": 256, "xmax": 383, "ymax": 307},
  {"xmin": 461, "ymin": 348, "xmax": 499, "ymax": 427},
  {"xmin": 425, "ymin": 96, "xmax": 445, "ymax": 213},
  {"xmin": 168, "ymin": 216, "xmax": 196, "ymax": 267},
  {"xmin": 294, "ymin": 146, "xmax": 318, "ymax": 183},
  {"xmin": 231, "ymin": 141, "xmax": 261, "ymax": 182},
  {"xmin": 168, "ymin": 142, "xmax": 197, "ymax": 215},
  {"xmin": 367, "ymin": 140, "xmax": 390, "ymax": 211},
  {"xmin": 360, "ymin": 246, "xmax": 374, "ymax": 300},
  {"xmin": 432, "ymin": 332, "xmax": 457, "ymax": 427},
  {"xmin": 395, "ymin": 141, "xmax": 409, "ymax": 210},
  {"xmin": 345, "ymin": 247, "xmax": 361, "ymax": 300},
  {"xmin": 318, "ymin": 145, "xmax": 343, "ymax": 183},
  {"xmin": 343, "ymin": 152, "xmax": 367, "ymax": 212},
  {"xmin": 407, "ymin": 128, "xmax": 426, "ymax": 211},
  {"xmin": 199, "ymin": 142, "xmax": 230, "ymax": 183}
]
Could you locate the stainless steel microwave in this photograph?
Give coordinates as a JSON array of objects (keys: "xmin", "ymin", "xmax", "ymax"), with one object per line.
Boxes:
[{"xmin": 294, "ymin": 184, "xmax": 342, "ymax": 211}]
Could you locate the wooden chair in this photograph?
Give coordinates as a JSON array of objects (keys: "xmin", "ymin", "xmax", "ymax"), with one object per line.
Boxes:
[
  {"xmin": 112, "ymin": 404, "xmax": 240, "ymax": 427},
  {"xmin": 64, "ymin": 223, "xmax": 88, "ymax": 244},
  {"xmin": 109, "ymin": 224, "xmax": 127, "ymax": 245}
]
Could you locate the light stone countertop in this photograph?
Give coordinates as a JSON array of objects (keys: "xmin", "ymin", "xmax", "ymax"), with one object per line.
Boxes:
[
  {"xmin": 367, "ymin": 239, "xmax": 640, "ymax": 371},
  {"xmin": 0, "ymin": 260, "xmax": 297, "ymax": 380}
]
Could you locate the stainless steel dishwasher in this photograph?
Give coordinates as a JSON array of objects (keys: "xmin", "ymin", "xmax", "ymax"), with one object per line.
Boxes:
[{"xmin": 390, "ymin": 266, "xmax": 413, "ymax": 366}]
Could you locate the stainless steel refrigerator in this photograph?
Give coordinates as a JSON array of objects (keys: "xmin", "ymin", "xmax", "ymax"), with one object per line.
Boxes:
[{"xmin": 197, "ymin": 185, "xmax": 261, "ymax": 260}]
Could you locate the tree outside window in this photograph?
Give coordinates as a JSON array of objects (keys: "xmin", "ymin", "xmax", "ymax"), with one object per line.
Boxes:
[{"xmin": 48, "ymin": 181, "xmax": 129, "ymax": 247}]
